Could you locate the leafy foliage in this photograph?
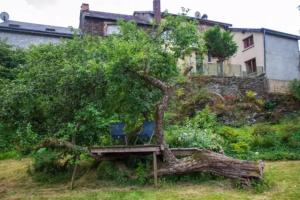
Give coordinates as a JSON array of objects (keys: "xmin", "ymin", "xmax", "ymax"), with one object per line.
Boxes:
[
  {"xmin": 289, "ymin": 79, "xmax": 300, "ymax": 100},
  {"xmin": 96, "ymin": 161, "xmax": 129, "ymax": 184},
  {"xmin": 0, "ymin": 40, "xmax": 25, "ymax": 80},
  {"xmin": 166, "ymin": 107, "xmax": 223, "ymax": 151},
  {"xmin": 203, "ymin": 26, "xmax": 237, "ymax": 61}
]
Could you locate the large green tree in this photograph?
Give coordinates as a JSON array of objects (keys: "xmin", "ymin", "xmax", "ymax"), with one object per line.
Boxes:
[
  {"xmin": 0, "ymin": 15, "xmax": 263, "ymax": 181},
  {"xmin": 204, "ymin": 26, "xmax": 237, "ymax": 76}
]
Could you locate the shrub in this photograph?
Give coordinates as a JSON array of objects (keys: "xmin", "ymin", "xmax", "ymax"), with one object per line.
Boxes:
[
  {"xmin": 166, "ymin": 124, "xmax": 223, "ymax": 151},
  {"xmin": 0, "ymin": 150, "xmax": 19, "ymax": 160},
  {"xmin": 96, "ymin": 161, "xmax": 129, "ymax": 184},
  {"xmin": 264, "ymin": 100, "xmax": 276, "ymax": 110},
  {"xmin": 218, "ymin": 126, "xmax": 239, "ymax": 142},
  {"xmin": 136, "ymin": 162, "xmax": 147, "ymax": 185},
  {"xmin": 252, "ymin": 124, "xmax": 275, "ymax": 136},
  {"xmin": 289, "ymin": 79, "xmax": 300, "ymax": 100},
  {"xmin": 252, "ymin": 134, "xmax": 280, "ymax": 149},
  {"xmin": 32, "ymin": 148, "xmax": 70, "ymax": 175},
  {"xmin": 16, "ymin": 123, "xmax": 39, "ymax": 155},
  {"xmin": 245, "ymin": 90, "xmax": 256, "ymax": 100},
  {"xmin": 190, "ymin": 106, "xmax": 217, "ymax": 129},
  {"xmin": 0, "ymin": 123, "xmax": 16, "ymax": 151},
  {"xmin": 231, "ymin": 141, "xmax": 250, "ymax": 154},
  {"xmin": 286, "ymin": 130, "xmax": 300, "ymax": 148}
]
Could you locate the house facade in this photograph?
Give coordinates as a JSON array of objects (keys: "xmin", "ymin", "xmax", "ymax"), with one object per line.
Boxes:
[
  {"xmin": 0, "ymin": 12, "xmax": 74, "ymax": 48},
  {"xmin": 78, "ymin": 1, "xmax": 232, "ymax": 74},
  {"xmin": 229, "ymin": 28, "xmax": 300, "ymax": 93}
]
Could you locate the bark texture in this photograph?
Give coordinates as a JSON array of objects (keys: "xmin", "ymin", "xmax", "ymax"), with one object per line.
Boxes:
[
  {"xmin": 150, "ymin": 149, "xmax": 264, "ymax": 183},
  {"xmin": 139, "ymin": 73, "xmax": 177, "ymax": 164}
]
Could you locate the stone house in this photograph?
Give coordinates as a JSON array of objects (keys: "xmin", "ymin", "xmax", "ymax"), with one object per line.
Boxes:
[
  {"xmin": 0, "ymin": 12, "xmax": 74, "ymax": 48},
  {"xmin": 79, "ymin": 1, "xmax": 300, "ymax": 93}
]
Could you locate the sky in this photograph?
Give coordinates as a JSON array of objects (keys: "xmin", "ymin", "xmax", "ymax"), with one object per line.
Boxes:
[{"xmin": 1, "ymin": 0, "xmax": 300, "ymax": 35}]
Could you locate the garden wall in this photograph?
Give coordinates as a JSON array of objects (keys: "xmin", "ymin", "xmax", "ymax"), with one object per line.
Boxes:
[{"xmin": 190, "ymin": 75, "xmax": 268, "ymax": 97}]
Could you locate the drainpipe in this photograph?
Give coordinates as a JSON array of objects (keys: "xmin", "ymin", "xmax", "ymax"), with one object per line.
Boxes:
[
  {"xmin": 263, "ymin": 29, "xmax": 267, "ymax": 74},
  {"xmin": 263, "ymin": 29, "xmax": 269, "ymax": 92}
]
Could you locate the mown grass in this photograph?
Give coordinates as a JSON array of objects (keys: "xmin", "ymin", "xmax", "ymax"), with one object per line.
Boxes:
[{"xmin": 0, "ymin": 159, "xmax": 300, "ymax": 200}]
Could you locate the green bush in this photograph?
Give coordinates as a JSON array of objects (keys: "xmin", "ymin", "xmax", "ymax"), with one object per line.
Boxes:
[
  {"xmin": 136, "ymin": 162, "xmax": 147, "ymax": 185},
  {"xmin": 218, "ymin": 126, "xmax": 240, "ymax": 142},
  {"xmin": 0, "ymin": 123, "xmax": 16, "ymax": 151},
  {"xmin": 252, "ymin": 124, "xmax": 275, "ymax": 136},
  {"xmin": 190, "ymin": 106, "xmax": 217, "ymax": 129},
  {"xmin": 15, "ymin": 123, "xmax": 39, "ymax": 155},
  {"xmin": 0, "ymin": 150, "xmax": 19, "ymax": 160},
  {"xmin": 264, "ymin": 100, "xmax": 276, "ymax": 110},
  {"xmin": 32, "ymin": 148, "xmax": 70, "ymax": 175},
  {"xmin": 252, "ymin": 134, "xmax": 280, "ymax": 149},
  {"xmin": 289, "ymin": 79, "xmax": 300, "ymax": 100},
  {"xmin": 231, "ymin": 141, "xmax": 250, "ymax": 154},
  {"xmin": 96, "ymin": 161, "xmax": 129, "ymax": 184},
  {"xmin": 166, "ymin": 124, "xmax": 223, "ymax": 151},
  {"xmin": 166, "ymin": 106, "xmax": 223, "ymax": 151}
]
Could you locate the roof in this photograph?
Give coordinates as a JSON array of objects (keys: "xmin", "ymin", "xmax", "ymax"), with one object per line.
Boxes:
[
  {"xmin": 0, "ymin": 20, "xmax": 75, "ymax": 38},
  {"xmin": 83, "ymin": 11, "xmax": 151, "ymax": 25},
  {"xmin": 161, "ymin": 12, "xmax": 232, "ymax": 28},
  {"xmin": 229, "ymin": 28, "xmax": 300, "ymax": 40},
  {"xmin": 133, "ymin": 11, "xmax": 232, "ymax": 28},
  {"xmin": 82, "ymin": 10, "xmax": 232, "ymax": 28}
]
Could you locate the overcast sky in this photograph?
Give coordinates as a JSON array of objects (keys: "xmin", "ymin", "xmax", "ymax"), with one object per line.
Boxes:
[{"xmin": 1, "ymin": 0, "xmax": 300, "ymax": 35}]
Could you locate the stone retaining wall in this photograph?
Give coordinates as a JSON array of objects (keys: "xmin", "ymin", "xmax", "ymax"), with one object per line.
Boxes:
[{"xmin": 190, "ymin": 75, "xmax": 267, "ymax": 97}]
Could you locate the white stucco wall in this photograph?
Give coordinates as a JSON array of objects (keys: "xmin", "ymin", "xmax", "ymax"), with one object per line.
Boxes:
[
  {"xmin": 265, "ymin": 34, "xmax": 300, "ymax": 81},
  {"xmin": 229, "ymin": 32, "xmax": 265, "ymax": 73},
  {"xmin": 0, "ymin": 32, "xmax": 64, "ymax": 48}
]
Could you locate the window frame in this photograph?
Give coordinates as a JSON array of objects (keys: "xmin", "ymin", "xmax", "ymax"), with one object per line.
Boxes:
[
  {"xmin": 245, "ymin": 58, "xmax": 257, "ymax": 74},
  {"xmin": 243, "ymin": 35, "xmax": 254, "ymax": 49}
]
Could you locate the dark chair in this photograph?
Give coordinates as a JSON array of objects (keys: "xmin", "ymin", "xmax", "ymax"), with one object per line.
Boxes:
[
  {"xmin": 110, "ymin": 122, "xmax": 128, "ymax": 145},
  {"xmin": 134, "ymin": 121, "xmax": 155, "ymax": 145}
]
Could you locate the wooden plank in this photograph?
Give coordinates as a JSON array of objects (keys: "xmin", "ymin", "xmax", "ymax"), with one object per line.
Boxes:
[
  {"xmin": 90, "ymin": 146, "xmax": 199, "ymax": 157},
  {"xmin": 153, "ymin": 152, "xmax": 158, "ymax": 187},
  {"xmin": 90, "ymin": 146, "xmax": 161, "ymax": 155}
]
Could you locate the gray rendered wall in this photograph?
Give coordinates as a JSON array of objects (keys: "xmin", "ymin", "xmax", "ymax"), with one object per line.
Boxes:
[
  {"xmin": 0, "ymin": 32, "xmax": 64, "ymax": 48},
  {"xmin": 265, "ymin": 34, "xmax": 300, "ymax": 81}
]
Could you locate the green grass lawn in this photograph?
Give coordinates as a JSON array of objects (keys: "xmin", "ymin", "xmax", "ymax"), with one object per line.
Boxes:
[{"xmin": 0, "ymin": 159, "xmax": 300, "ymax": 200}]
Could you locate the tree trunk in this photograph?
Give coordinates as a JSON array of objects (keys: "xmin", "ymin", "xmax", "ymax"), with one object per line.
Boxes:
[
  {"xmin": 138, "ymin": 73, "xmax": 177, "ymax": 164},
  {"xmin": 149, "ymin": 149, "xmax": 264, "ymax": 183},
  {"xmin": 218, "ymin": 59, "xmax": 224, "ymax": 76}
]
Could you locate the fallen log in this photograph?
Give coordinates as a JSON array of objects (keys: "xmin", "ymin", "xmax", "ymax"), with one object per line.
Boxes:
[{"xmin": 150, "ymin": 149, "xmax": 264, "ymax": 183}]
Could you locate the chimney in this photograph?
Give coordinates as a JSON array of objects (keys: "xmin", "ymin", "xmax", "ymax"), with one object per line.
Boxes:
[
  {"xmin": 153, "ymin": 0, "xmax": 161, "ymax": 24},
  {"xmin": 81, "ymin": 3, "xmax": 89, "ymax": 12}
]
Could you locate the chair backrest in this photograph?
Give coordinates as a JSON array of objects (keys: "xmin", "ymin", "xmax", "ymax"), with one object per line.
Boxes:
[
  {"xmin": 111, "ymin": 122, "xmax": 125, "ymax": 136},
  {"xmin": 140, "ymin": 121, "xmax": 155, "ymax": 137}
]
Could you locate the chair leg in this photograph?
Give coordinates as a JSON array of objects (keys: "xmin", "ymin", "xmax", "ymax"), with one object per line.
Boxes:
[{"xmin": 147, "ymin": 135, "xmax": 154, "ymax": 145}]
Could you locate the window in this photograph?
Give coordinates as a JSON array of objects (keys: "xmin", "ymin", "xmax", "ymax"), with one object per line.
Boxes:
[
  {"xmin": 245, "ymin": 58, "xmax": 257, "ymax": 74},
  {"xmin": 243, "ymin": 35, "xmax": 254, "ymax": 49},
  {"xmin": 106, "ymin": 25, "xmax": 120, "ymax": 35}
]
